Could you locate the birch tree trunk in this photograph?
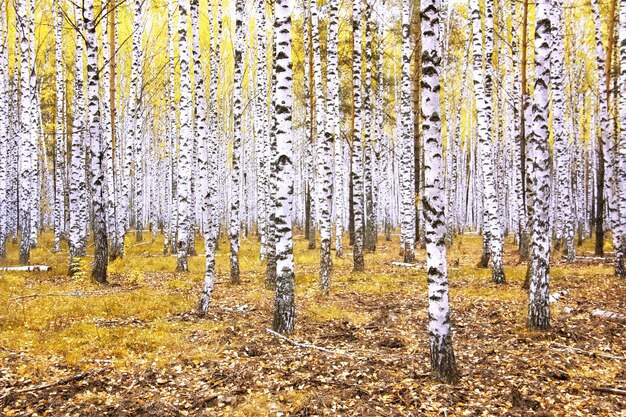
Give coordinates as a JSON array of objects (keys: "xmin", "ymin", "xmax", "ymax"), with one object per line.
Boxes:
[
  {"xmin": 0, "ymin": 0, "xmax": 8, "ymax": 258},
  {"xmin": 590, "ymin": 0, "xmax": 615, "ymax": 256},
  {"xmin": 470, "ymin": 0, "xmax": 505, "ymax": 283},
  {"xmin": 195, "ymin": 0, "xmax": 217, "ymax": 313},
  {"xmin": 265, "ymin": 1, "xmax": 278, "ymax": 289},
  {"xmin": 256, "ymin": 0, "xmax": 269, "ymax": 260},
  {"xmin": 164, "ymin": 0, "xmax": 177, "ymax": 256},
  {"xmin": 69, "ymin": 8, "xmax": 87, "ymax": 274},
  {"xmin": 400, "ymin": 0, "xmax": 416, "ymax": 263},
  {"xmin": 176, "ymin": 0, "xmax": 192, "ymax": 272},
  {"xmin": 132, "ymin": 0, "xmax": 145, "ymax": 243},
  {"xmin": 83, "ymin": 0, "xmax": 108, "ymax": 283},
  {"xmin": 314, "ymin": 0, "xmax": 333, "ymax": 293},
  {"xmin": 103, "ymin": 0, "xmax": 120, "ymax": 260},
  {"xmin": 327, "ymin": 0, "xmax": 342, "ymax": 261},
  {"xmin": 352, "ymin": 0, "xmax": 365, "ymax": 272},
  {"xmin": 229, "ymin": 0, "xmax": 244, "ymax": 284},
  {"xmin": 363, "ymin": 6, "xmax": 376, "ymax": 253},
  {"xmin": 272, "ymin": 0, "xmax": 296, "ymax": 334},
  {"xmin": 616, "ymin": 0, "xmax": 626, "ymax": 277},
  {"xmin": 53, "ymin": 1, "xmax": 66, "ymax": 253},
  {"xmin": 550, "ymin": 0, "xmax": 574, "ymax": 262},
  {"xmin": 527, "ymin": 1, "xmax": 552, "ymax": 330},
  {"xmin": 16, "ymin": 0, "xmax": 34, "ymax": 264},
  {"xmin": 421, "ymin": 0, "xmax": 460, "ymax": 384}
]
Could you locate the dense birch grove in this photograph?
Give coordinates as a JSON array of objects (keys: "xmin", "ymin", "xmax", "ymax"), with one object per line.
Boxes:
[{"xmin": 0, "ymin": 0, "xmax": 624, "ymax": 385}]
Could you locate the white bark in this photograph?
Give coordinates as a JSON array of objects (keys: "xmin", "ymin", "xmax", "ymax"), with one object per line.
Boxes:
[
  {"xmin": 256, "ymin": 0, "xmax": 269, "ymax": 261},
  {"xmin": 0, "ymin": 0, "xmax": 8, "ymax": 258},
  {"xmin": 421, "ymin": 0, "xmax": 459, "ymax": 384},
  {"xmin": 176, "ymin": 0, "xmax": 192, "ymax": 272},
  {"xmin": 551, "ymin": 0, "xmax": 574, "ymax": 261},
  {"xmin": 53, "ymin": 1, "xmax": 66, "ymax": 253},
  {"xmin": 400, "ymin": 0, "xmax": 415, "ymax": 263},
  {"xmin": 617, "ymin": 0, "xmax": 626, "ymax": 277},
  {"xmin": 84, "ymin": 0, "xmax": 108, "ymax": 283},
  {"xmin": 591, "ymin": 0, "xmax": 617, "ymax": 251},
  {"xmin": 16, "ymin": 0, "xmax": 34, "ymax": 264},
  {"xmin": 272, "ymin": 0, "xmax": 295, "ymax": 334},
  {"xmin": 69, "ymin": 8, "xmax": 87, "ymax": 272},
  {"xmin": 527, "ymin": 1, "xmax": 552, "ymax": 330},
  {"xmin": 470, "ymin": 0, "xmax": 505, "ymax": 283},
  {"xmin": 352, "ymin": 0, "xmax": 365, "ymax": 272},
  {"xmin": 229, "ymin": 0, "xmax": 244, "ymax": 284}
]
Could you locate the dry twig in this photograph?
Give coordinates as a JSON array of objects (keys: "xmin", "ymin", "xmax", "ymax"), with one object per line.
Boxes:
[
  {"xmin": 552, "ymin": 342, "xmax": 626, "ymax": 361},
  {"xmin": 266, "ymin": 328, "xmax": 355, "ymax": 358},
  {"xmin": 592, "ymin": 386, "xmax": 626, "ymax": 396}
]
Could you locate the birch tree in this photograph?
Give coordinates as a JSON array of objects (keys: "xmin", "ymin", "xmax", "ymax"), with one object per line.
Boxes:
[
  {"xmin": 256, "ymin": 0, "xmax": 269, "ymax": 260},
  {"xmin": 527, "ymin": 0, "xmax": 552, "ymax": 330},
  {"xmin": 196, "ymin": 0, "xmax": 218, "ymax": 313},
  {"xmin": 69, "ymin": 8, "xmax": 87, "ymax": 274},
  {"xmin": 83, "ymin": 0, "xmax": 109, "ymax": 283},
  {"xmin": 352, "ymin": 0, "xmax": 365, "ymax": 272},
  {"xmin": 327, "ymin": 0, "xmax": 341, "ymax": 263},
  {"xmin": 400, "ymin": 0, "xmax": 416, "ymax": 263},
  {"xmin": 229, "ymin": 0, "xmax": 245, "ymax": 284},
  {"xmin": 551, "ymin": 0, "xmax": 574, "ymax": 261},
  {"xmin": 0, "ymin": 0, "xmax": 8, "ymax": 259},
  {"xmin": 16, "ymin": 0, "xmax": 34, "ymax": 264},
  {"xmin": 53, "ymin": 0, "xmax": 66, "ymax": 253},
  {"xmin": 616, "ymin": 0, "xmax": 626, "ymax": 277},
  {"xmin": 272, "ymin": 0, "xmax": 296, "ymax": 334},
  {"xmin": 470, "ymin": 0, "xmax": 505, "ymax": 283},
  {"xmin": 421, "ymin": 0, "xmax": 460, "ymax": 384},
  {"xmin": 176, "ymin": 0, "xmax": 192, "ymax": 272},
  {"xmin": 590, "ymin": 0, "xmax": 615, "ymax": 256},
  {"xmin": 312, "ymin": 0, "xmax": 333, "ymax": 292},
  {"xmin": 103, "ymin": 0, "xmax": 120, "ymax": 260}
]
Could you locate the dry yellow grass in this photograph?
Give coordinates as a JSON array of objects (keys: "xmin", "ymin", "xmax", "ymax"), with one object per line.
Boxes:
[{"xmin": 0, "ymin": 231, "xmax": 624, "ymax": 416}]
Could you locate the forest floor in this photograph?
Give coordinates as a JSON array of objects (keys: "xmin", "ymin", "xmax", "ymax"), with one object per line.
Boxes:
[{"xmin": 0, "ymin": 231, "xmax": 624, "ymax": 416}]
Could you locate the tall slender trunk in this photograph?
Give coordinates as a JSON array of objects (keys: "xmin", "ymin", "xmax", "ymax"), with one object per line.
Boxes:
[
  {"xmin": 272, "ymin": 0, "xmax": 296, "ymax": 334},
  {"xmin": 400, "ymin": 0, "xmax": 416, "ymax": 263},
  {"xmin": 84, "ymin": 0, "xmax": 108, "ymax": 283},
  {"xmin": 615, "ymin": 0, "xmax": 626, "ymax": 278},
  {"xmin": 518, "ymin": 0, "xmax": 530, "ymax": 259},
  {"xmin": 351, "ymin": 0, "xmax": 365, "ymax": 272},
  {"xmin": 69, "ymin": 7, "xmax": 87, "ymax": 273},
  {"xmin": 421, "ymin": 0, "xmax": 460, "ymax": 384},
  {"xmin": 550, "ymin": 0, "xmax": 574, "ymax": 261},
  {"xmin": 229, "ymin": 0, "xmax": 244, "ymax": 284},
  {"xmin": 53, "ymin": 1, "xmax": 65, "ymax": 253},
  {"xmin": 265, "ymin": 1, "xmax": 278, "ymax": 289},
  {"xmin": 16, "ymin": 0, "xmax": 33, "ymax": 264},
  {"xmin": 527, "ymin": 0, "xmax": 552, "ymax": 330},
  {"xmin": 317, "ymin": 0, "xmax": 335, "ymax": 292},
  {"xmin": 331, "ymin": 0, "xmax": 343, "ymax": 259},
  {"xmin": 590, "ymin": 0, "xmax": 614, "ymax": 256},
  {"xmin": 176, "ymin": 0, "xmax": 192, "ymax": 272},
  {"xmin": 256, "ymin": 0, "xmax": 269, "ymax": 260},
  {"xmin": 470, "ymin": 0, "xmax": 505, "ymax": 283},
  {"xmin": 196, "ymin": 0, "xmax": 219, "ymax": 313},
  {"xmin": 363, "ymin": 6, "xmax": 376, "ymax": 252}
]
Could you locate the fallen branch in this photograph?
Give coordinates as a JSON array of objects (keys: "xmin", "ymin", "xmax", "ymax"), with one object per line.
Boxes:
[
  {"xmin": 0, "ymin": 265, "xmax": 50, "ymax": 272},
  {"xmin": 391, "ymin": 261, "xmax": 421, "ymax": 269},
  {"xmin": 9, "ymin": 285, "xmax": 141, "ymax": 302},
  {"xmin": 16, "ymin": 372, "xmax": 93, "ymax": 393},
  {"xmin": 266, "ymin": 328, "xmax": 354, "ymax": 358},
  {"xmin": 591, "ymin": 309, "xmax": 626, "ymax": 323},
  {"xmin": 0, "ymin": 371, "xmax": 98, "ymax": 402},
  {"xmin": 592, "ymin": 386, "xmax": 626, "ymax": 396},
  {"xmin": 552, "ymin": 342, "xmax": 626, "ymax": 361}
]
